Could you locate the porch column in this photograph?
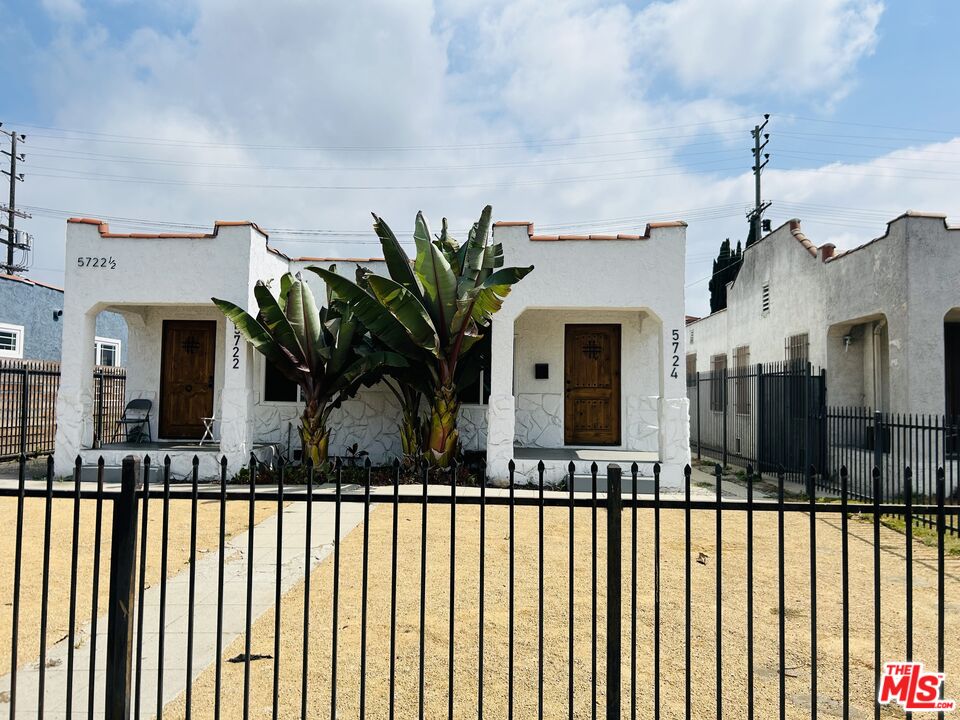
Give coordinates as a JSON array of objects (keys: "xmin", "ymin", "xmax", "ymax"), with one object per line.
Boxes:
[
  {"xmin": 486, "ymin": 311, "xmax": 517, "ymax": 485},
  {"xmin": 218, "ymin": 320, "xmax": 255, "ymax": 470},
  {"xmin": 658, "ymin": 313, "xmax": 691, "ymax": 488},
  {"xmin": 54, "ymin": 306, "xmax": 97, "ymax": 475}
]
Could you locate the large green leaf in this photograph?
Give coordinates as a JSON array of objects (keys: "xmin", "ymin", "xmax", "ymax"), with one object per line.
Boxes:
[
  {"xmin": 328, "ymin": 305, "xmax": 357, "ymax": 373},
  {"xmin": 460, "ymin": 205, "xmax": 493, "ymax": 284},
  {"xmin": 307, "ymin": 266, "xmax": 426, "ymax": 358},
  {"xmin": 211, "ymin": 298, "xmax": 305, "ymax": 380},
  {"xmin": 373, "ymin": 213, "xmax": 422, "ymax": 300},
  {"xmin": 413, "ymin": 211, "xmax": 457, "ymax": 343},
  {"xmin": 366, "ymin": 275, "xmax": 440, "ymax": 353},
  {"xmin": 254, "ymin": 282, "xmax": 306, "ymax": 363},
  {"xmin": 284, "ymin": 278, "xmax": 323, "ymax": 371},
  {"xmin": 277, "ymin": 273, "xmax": 294, "ymax": 313},
  {"xmin": 464, "ymin": 265, "xmax": 534, "ymax": 323}
]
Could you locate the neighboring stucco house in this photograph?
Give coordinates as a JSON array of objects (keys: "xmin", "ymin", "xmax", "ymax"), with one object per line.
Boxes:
[
  {"xmin": 686, "ymin": 211, "xmax": 960, "ymax": 417},
  {"xmin": 0, "ymin": 273, "xmax": 127, "ymax": 365},
  {"xmin": 54, "ymin": 216, "xmax": 691, "ymax": 485}
]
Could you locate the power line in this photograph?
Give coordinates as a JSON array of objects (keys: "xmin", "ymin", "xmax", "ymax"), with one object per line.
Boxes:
[
  {"xmin": 8, "ymin": 116, "xmax": 752, "ymax": 151},
  {"xmin": 25, "ymin": 158, "xmax": 747, "ymax": 191}
]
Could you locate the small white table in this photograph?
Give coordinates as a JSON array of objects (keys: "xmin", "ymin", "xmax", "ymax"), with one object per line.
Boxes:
[{"xmin": 199, "ymin": 415, "xmax": 216, "ymax": 446}]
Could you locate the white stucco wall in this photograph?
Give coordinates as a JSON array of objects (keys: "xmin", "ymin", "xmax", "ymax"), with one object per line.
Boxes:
[
  {"xmin": 56, "ymin": 217, "xmax": 691, "ymax": 484},
  {"xmin": 55, "ymin": 219, "xmax": 281, "ymax": 474},
  {"xmin": 486, "ymin": 222, "xmax": 691, "ymax": 485},
  {"xmin": 687, "ymin": 213, "xmax": 960, "ymax": 416},
  {"xmin": 512, "ymin": 308, "xmax": 660, "ymax": 452}
]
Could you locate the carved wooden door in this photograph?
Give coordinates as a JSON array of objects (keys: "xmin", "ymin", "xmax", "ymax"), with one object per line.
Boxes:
[
  {"xmin": 159, "ymin": 320, "xmax": 216, "ymax": 438},
  {"xmin": 564, "ymin": 324, "xmax": 621, "ymax": 445}
]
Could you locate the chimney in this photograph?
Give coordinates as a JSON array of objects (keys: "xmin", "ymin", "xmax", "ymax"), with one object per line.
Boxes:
[{"xmin": 819, "ymin": 243, "xmax": 836, "ymax": 262}]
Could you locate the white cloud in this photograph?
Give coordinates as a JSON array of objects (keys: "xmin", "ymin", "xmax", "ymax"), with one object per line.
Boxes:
[
  {"xmin": 636, "ymin": 0, "xmax": 883, "ymax": 101},
  {"xmin": 18, "ymin": 0, "xmax": 953, "ymax": 319},
  {"xmin": 40, "ymin": 0, "xmax": 86, "ymax": 23}
]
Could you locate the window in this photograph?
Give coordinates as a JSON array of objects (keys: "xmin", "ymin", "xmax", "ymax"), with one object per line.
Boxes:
[
  {"xmin": 761, "ymin": 283, "xmax": 770, "ymax": 315},
  {"xmin": 0, "ymin": 323, "xmax": 24, "ymax": 359},
  {"xmin": 457, "ymin": 331, "xmax": 491, "ymax": 404},
  {"xmin": 95, "ymin": 337, "xmax": 121, "ymax": 366},
  {"xmin": 685, "ymin": 353, "xmax": 697, "ymax": 387},
  {"xmin": 710, "ymin": 353, "xmax": 727, "ymax": 412},
  {"xmin": 264, "ymin": 360, "xmax": 301, "ymax": 402},
  {"xmin": 785, "ymin": 333, "xmax": 809, "ymax": 367},
  {"xmin": 734, "ymin": 345, "xmax": 751, "ymax": 415}
]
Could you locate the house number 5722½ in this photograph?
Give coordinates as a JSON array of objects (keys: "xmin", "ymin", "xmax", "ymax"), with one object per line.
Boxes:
[
  {"xmin": 76, "ymin": 256, "xmax": 117, "ymax": 269},
  {"xmin": 670, "ymin": 329, "xmax": 680, "ymax": 378},
  {"xmin": 232, "ymin": 328, "xmax": 241, "ymax": 369}
]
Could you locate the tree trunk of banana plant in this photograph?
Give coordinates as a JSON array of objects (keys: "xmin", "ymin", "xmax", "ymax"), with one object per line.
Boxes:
[
  {"xmin": 299, "ymin": 405, "xmax": 330, "ymax": 466},
  {"xmin": 400, "ymin": 408, "xmax": 422, "ymax": 458},
  {"xmin": 427, "ymin": 381, "xmax": 460, "ymax": 467}
]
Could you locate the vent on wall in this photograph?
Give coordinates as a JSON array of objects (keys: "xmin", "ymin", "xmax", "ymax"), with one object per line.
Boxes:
[
  {"xmin": 761, "ymin": 283, "xmax": 770, "ymax": 315},
  {"xmin": 689, "ymin": 329, "xmax": 694, "ymax": 344}
]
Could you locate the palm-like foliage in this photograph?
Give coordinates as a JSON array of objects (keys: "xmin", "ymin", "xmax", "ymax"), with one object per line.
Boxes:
[
  {"xmin": 310, "ymin": 206, "xmax": 533, "ymax": 467},
  {"xmin": 212, "ymin": 270, "xmax": 405, "ymax": 464}
]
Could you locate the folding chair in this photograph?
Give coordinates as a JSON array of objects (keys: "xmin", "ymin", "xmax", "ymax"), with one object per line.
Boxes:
[{"xmin": 114, "ymin": 399, "xmax": 152, "ymax": 443}]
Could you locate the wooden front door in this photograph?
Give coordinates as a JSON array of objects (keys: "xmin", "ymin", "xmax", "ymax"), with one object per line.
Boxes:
[
  {"xmin": 160, "ymin": 320, "xmax": 216, "ymax": 439},
  {"xmin": 564, "ymin": 324, "xmax": 621, "ymax": 445}
]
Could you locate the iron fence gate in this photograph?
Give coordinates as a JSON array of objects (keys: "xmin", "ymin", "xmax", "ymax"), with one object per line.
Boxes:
[
  {"xmin": 0, "ymin": 454, "xmax": 957, "ymax": 719},
  {"xmin": 0, "ymin": 361, "xmax": 126, "ymax": 461}
]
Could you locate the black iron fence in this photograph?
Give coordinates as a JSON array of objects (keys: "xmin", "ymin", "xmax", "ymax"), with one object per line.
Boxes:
[
  {"xmin": 0, "ymin": 360, "xmax": 126, "ymax": 460},
  {"xmin": 688, "ymin": 364, "xmax": 959, "ymax": 530},
  {"xmin": 688, "ymin": 361, "xmax": 827, "ymax": 479},
  {"xmin": 1, "ymin": 454, "xmax": 957, "ymax": 718}
]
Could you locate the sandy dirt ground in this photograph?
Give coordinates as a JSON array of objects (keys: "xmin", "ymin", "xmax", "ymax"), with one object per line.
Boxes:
[
  {"xmin": 121, "ymin": 499, "xmax": 960, "ymax": 719},
  {"xmin": 0, "ymin": 493, "xmax": 278, "ymax": 677}
]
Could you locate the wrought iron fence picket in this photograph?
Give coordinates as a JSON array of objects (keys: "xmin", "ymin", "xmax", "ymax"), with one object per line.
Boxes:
[{"xmin": 0, "ymin": 452, "xmax": 957, "ymax": 718}]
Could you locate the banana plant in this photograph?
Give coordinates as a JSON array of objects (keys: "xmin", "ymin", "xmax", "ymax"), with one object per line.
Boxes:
[
  {"xmin": 212, "ymin": 270, "xmax": 406, "ymax": 465},
  {"xmin": 310, "ymin": 206, "xmax": 533, "ymax": 467}
]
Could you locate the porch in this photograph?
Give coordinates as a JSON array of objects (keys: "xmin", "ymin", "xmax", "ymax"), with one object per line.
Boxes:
[{"xmin": 78, "ymin": 440, "xmax": 277, "ymax": 481}]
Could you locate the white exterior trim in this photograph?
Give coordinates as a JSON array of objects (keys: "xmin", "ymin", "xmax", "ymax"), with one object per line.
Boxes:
[
  {"xmin": 0, "ymin": 322, "xmax": 24, "ymax": 359},
  {"xmin": 94, "ymin": 335, "xmax": 121, "ymax": 366}
]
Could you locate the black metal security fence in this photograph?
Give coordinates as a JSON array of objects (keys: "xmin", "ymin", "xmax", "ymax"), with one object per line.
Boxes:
[
  {"xmin": 687, "ymin": 361, "xmax": 827, "ymax": 480},
  {"xmin": 688, "ymin": 363, "xmax": 960, "ymax": 521},
  {"xmin": 0, "ymin": 360, "xmax": 126, "ymax": 460},
  {"xmin": 1, "ymin": 455, "xmax": 958, "ymax": 719}
]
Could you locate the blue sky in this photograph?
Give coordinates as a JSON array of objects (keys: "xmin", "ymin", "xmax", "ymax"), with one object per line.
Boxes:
[{"xmin": 2, "ymin": 0, "xmax": 959, "ymax": 314}]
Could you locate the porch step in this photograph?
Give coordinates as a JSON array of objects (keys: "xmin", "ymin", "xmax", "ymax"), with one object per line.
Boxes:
[
  {"xmin": 80, "ymin": 463, "xmax": 164, "ymax": 484},
  {"xmin": 572, "ymin": 473, "xmax": 656, "ymax": 494}
]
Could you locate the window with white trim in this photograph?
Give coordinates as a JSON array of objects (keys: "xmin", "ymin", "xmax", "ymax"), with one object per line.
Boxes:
[
  {"xmin": 0, "ymin": 323, "xmax": 24, "ymax": 359},
  {"xmin": 95, "ymin": 336, "xmax": 121, "ymax": 366}
]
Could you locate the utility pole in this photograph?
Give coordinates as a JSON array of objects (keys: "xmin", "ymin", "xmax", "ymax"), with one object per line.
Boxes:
[
  {"xmin": 747, "ymin": 114, "xmax": 771, "ymax": 247},
  {"xmin": 1, "ymin": 124, "xmax": 32, "ymax": 274}
]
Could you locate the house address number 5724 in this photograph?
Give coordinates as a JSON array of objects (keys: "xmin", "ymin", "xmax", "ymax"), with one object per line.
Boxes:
[{"xmin": 670, "ymin": 328, "xmax": 680, "ymax": 378}]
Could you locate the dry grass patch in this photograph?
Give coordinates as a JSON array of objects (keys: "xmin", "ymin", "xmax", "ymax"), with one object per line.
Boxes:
[
  {"xmin": 166, "ymin": 502, "xmax": 959, "ymax": 719},
  {"xmin": 0, "ymin": 492, "xmax": 278, "ymax": 677}
]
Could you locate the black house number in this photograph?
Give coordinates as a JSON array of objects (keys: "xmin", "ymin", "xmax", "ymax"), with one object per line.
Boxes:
[
  {"xmin": 76, "ymin": 256, "xmax": 117, "ymax": 269},
  {"xmin": 670, "ymin": 328, "xmax": 680, "ymax": 379},
  {"xmin": 232, "ymin": 328, "xmax": 241, "ymax": 369}
]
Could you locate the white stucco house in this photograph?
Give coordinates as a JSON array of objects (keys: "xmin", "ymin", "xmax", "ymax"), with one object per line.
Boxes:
[
  {"xmin": 686, "ymin": 211, "xmax": 960, "ymax": 418},
  {"xmin": 54, "ymin": 216, "xmax": 691, "ymax": 485}
]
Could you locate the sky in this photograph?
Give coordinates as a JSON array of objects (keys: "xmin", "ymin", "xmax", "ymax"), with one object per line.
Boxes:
[{"xmin": 2, "ymin": 0, "xmax": 960, "ymax": 316}]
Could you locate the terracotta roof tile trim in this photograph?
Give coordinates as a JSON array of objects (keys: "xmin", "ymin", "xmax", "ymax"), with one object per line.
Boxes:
[
  {"xmin": 494, "ymin": 219, "xmax": 686, "ymax": 241},
  {"xmin": 67, "ymin": 217, "xmax": 270, "ymax": 240}
]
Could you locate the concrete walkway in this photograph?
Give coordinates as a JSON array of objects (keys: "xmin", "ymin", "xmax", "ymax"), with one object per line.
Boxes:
[{"xmin": 0, "ymin": 486, "xmax": 365, "ymax": 719}]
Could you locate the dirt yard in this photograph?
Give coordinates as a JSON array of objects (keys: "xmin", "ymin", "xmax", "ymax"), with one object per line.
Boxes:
[
  {"xmin": 0, "ymin": 492, "xmax": 278, "ymax": 677},
  {"xmin": 164, "ymin": 502, "xmax": 958, "ymax": 719}
]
